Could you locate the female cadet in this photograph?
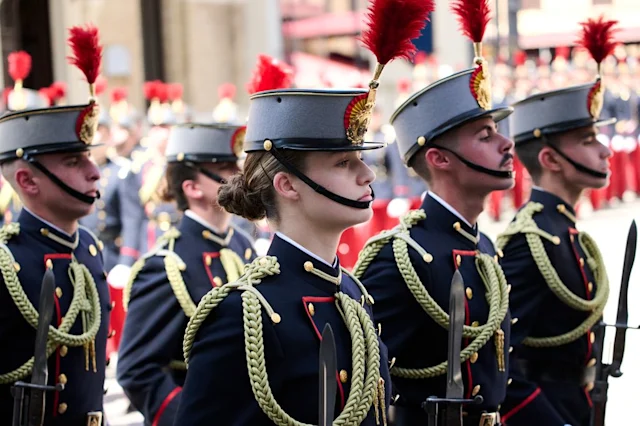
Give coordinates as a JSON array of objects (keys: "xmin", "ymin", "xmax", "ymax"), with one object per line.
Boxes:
[
  {"xmin": 116, "ymin": 123, "xmax": 255, "ymax": 426},
  {"xmin": 174, "ymin": 1, "xmax": 435, "ymax": 424}
]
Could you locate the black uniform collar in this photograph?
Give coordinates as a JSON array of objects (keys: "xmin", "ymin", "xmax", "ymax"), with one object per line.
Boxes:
[
  {"xmin": 18, "ymin": 208, "xmax": 78, "ymax": 252},
  {"xmin": 529, "ymin": 188, "xmax": 577, "ymax": 225},
  {"xmin": 267, "ymin": 233, "xmax": 341, "ymax": 295},
  {"xmin": 421, "ymin": 193, "xmax": 479, "ymax": 247}
]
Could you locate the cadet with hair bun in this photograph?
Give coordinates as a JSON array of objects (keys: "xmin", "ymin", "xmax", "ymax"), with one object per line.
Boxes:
[
  {"xmin": 175, "ymin": 1, "xmax": 436, "ymax": 424},
  {"xmin": 116, "ymin": 122, "xmax": 255, "ymax": 426}
]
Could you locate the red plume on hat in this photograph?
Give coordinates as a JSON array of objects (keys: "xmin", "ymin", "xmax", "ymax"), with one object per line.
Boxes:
[
  {"xmin": 49, "ymin": 81, "xmax": 67, "ymax": 104},
  {"xmin": 38, "ymin": 87, "xmax": 54, "ymax": 107},
  {"xmin": 360, "ymin": 0, "xmax": 435, "ymax": 81},
  {"xmin": 111, "ymin": 87, "xmax": 128, "ymax": 104},
  {"xmin": 144, "ymin": 80, "xmax": 159, "ymax": 101},
  {"xmin": 450, "ymin": 0, "xmax": 491, "ymax": 64},
  {"xmin": 110, "ymin": 87, "xmax": 129, "ymax": 123},
  {"xmin": 67, "ymin": 24, "xmax": 103, "ymax": 99},
  {"xmin": 167, "ymin": 83, "xmax": 183, "ymax": 101},
  {"xmin": 167, "ymin": 83, "xmax": 184, "ymax": 114},
  {"xmin": 218, "ymin": 83, "xmax": 236, "ymax": 100},
  {"xmin": 577, "ymin": 15, "xmax": 619, "ymax": 76},
  {"xmin": 450, "ymin": 0, "xmax": 493, "ymax": 110},
  {"xmin": 213, "ymin": 82, "xmax": 239, "ymax": 123},
  {"xmin": 576, "ymin": 15, "xmax": 619, "ymax": 119},
  {"xmin": 6, "ymin": 51, "xmax": 32, "ymax": 110},
  {"xmin": 246, "ymin": 54, "xmax": 294, "ymax": 95},
  {"xmin": 67, "ymin": 24, "xmax": 103, "ymax": 145},
  {"xmin": 8, "ymin": 51, "xmax": 31, "ymax": 87}
]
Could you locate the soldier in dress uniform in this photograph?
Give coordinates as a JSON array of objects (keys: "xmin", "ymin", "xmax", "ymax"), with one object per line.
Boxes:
[
  {"xmin": 176, "ymin": 79, "xmax": 392, "ymax": 426},
  {"xmin": 0, "ymin": 25, "xmax": 110, "ymax": 425},
  {"xmin": 354, "ymin": 3, "xmax": 513, "ymax": 424},
  {"xmin": 173, "ymin": 0, "xmax": 437, "ymax": 421},
  {"xmin": 495, "ymin": 18, "xmax": 616, "ymax": 426},
  {"xmin": 116, "ymin": 122, "xmax": 255, "ymax": 426}
]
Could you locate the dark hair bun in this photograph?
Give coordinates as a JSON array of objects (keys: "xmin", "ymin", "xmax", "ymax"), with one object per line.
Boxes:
[{"xmin": 218, "ymin": 173, "xmax": 267, "ymax": 221}]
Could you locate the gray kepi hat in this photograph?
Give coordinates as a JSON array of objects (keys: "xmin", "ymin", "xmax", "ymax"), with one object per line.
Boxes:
[
  {"xmin": 390, "ymin": 1, "xmax": 513, "ymax": 179},
  {"xmin": 165, "ymin": 122, "xmax": 245, "ymax": 184},
  {"xmin": 244, "ymin": 0, "xmax": 434, "ymax": 209},
  {"xmin": 0, "ymin": 25, "xmax": 104, "ymax": 205},
  {"xmin": 509, "ymin": 16, "xmax": 619, "ymax": 180}
]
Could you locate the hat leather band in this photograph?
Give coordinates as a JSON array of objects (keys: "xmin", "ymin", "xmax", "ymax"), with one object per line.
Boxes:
[
  {"xmin": 430, "ymin": 144, "xmax": 513, "ymax": 179},
  {"xmin": 25, "ymin": 157, "xmax": 99, "ymax": 205},
  {"xmin": 268, "ymin": 146, "xmax": 374, "ymax": 210}
]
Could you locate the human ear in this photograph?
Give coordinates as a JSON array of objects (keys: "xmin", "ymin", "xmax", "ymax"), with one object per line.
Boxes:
[
  {"xmin": 272, "ymin": 171, "xmax": 300, "ymax": 202},
  {"xmin": 538, "ymin": 146, "xmax": 563, "ymax": 172}
]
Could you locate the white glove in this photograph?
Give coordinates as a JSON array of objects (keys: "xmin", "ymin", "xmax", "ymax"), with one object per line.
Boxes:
[{"xmin": 107, "ymin": 264, "xmax": 132, "ymax": 290}]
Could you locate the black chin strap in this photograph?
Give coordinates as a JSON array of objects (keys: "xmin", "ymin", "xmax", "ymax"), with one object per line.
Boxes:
[
  {"xmin": 184, "ymin": 162, "xmax": 226, "ymax": 184},
  {"xmin": 430, "ymin": 144, "xmax": 513, "ymax": 179},
  {"xmin": 267, "ymin": 147, "xmax": 374, "ymax": 209},
  {"xmin": 546, "ymin": 142, "xmax": 608, "ymax": 179},
  {"xmin": 26, "ymin": 158, "xmax": 99, "ymax": 205}
]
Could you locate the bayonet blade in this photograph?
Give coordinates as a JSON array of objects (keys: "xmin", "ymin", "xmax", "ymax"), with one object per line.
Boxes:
[
  {"xmin": 446, "ymin": 270, "xmax": 465, "ymax": 400},
  {"xmin": 27, "ymin": 267, "xmax": 56, "ymax": 426},
  {"xmin": 319, "ymin": 324, "xmax": 337, "ymax": 426},
  {"xmin": 611, "ymin": 220, "xmax": 636, "ymax": 376}
]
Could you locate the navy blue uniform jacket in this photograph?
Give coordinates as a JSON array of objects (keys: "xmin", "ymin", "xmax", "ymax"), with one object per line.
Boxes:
[
  {"xmin": 359, "ymin": 194, "xmax": 511, "ymax": 425},
  {"xmin": 174, "ymin": 234, "xmax": 392, "ymax": 425},
  {"xmin": 0, "ymin": 210, "xmax": 110, "ymax": 426},
  {"xmin": 116, "ymin": 214, "xmax": 255, "ymax": 426},
  {"xmin": 499, "ymin": 189, "xmax": 602, "ymax": 426}
]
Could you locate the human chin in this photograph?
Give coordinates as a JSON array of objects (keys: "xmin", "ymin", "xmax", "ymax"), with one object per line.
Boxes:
[
  {"xmin": 584, "ymin": 174, "xmax": 609, "ymax": 190},
  {"xmin": 491, "ymin": 175, "xmax": 515, "ymax": 191},
  {"xmin": 325, "ymin": 201, "xmax": 372, "ymax": 230}
]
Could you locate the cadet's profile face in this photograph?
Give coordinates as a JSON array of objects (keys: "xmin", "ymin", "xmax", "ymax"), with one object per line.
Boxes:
[
  {"xmin": 33, "ymin": 151, "xmax": 100, "ymax": 217},
  {"xmin": 197, "ymin": 162, "xmax": 240, "ymax": 207},
  {"xmin": 452, "ymin": 117, "xmax": 515, "ymax": 191},
  {"xmin": 549, "ymin": 125, "xmax": 611, "ymax": 189},
  {"xmin": 291, "ymin": 151, "xmax": 376, "ymax": 230}
]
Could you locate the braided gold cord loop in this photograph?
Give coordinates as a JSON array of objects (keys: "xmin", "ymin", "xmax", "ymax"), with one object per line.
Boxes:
[
  {"xmin": 354, "ymin": 210, "xmax": 509, "ymax": 379},
  {"xmin": 183, "ymin": 256, "xmax": 383, "ymax": 426},
  {"xmin": 496, "ymin": 202, "xmax": 609, "ymax": 348},
  {"xmin": 0, "ymin": 224, "xmax": 102, "ymax": 384},
  {"xmin": 164, "ymin": 256, "xmax": 197, "ymax": 317}
]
